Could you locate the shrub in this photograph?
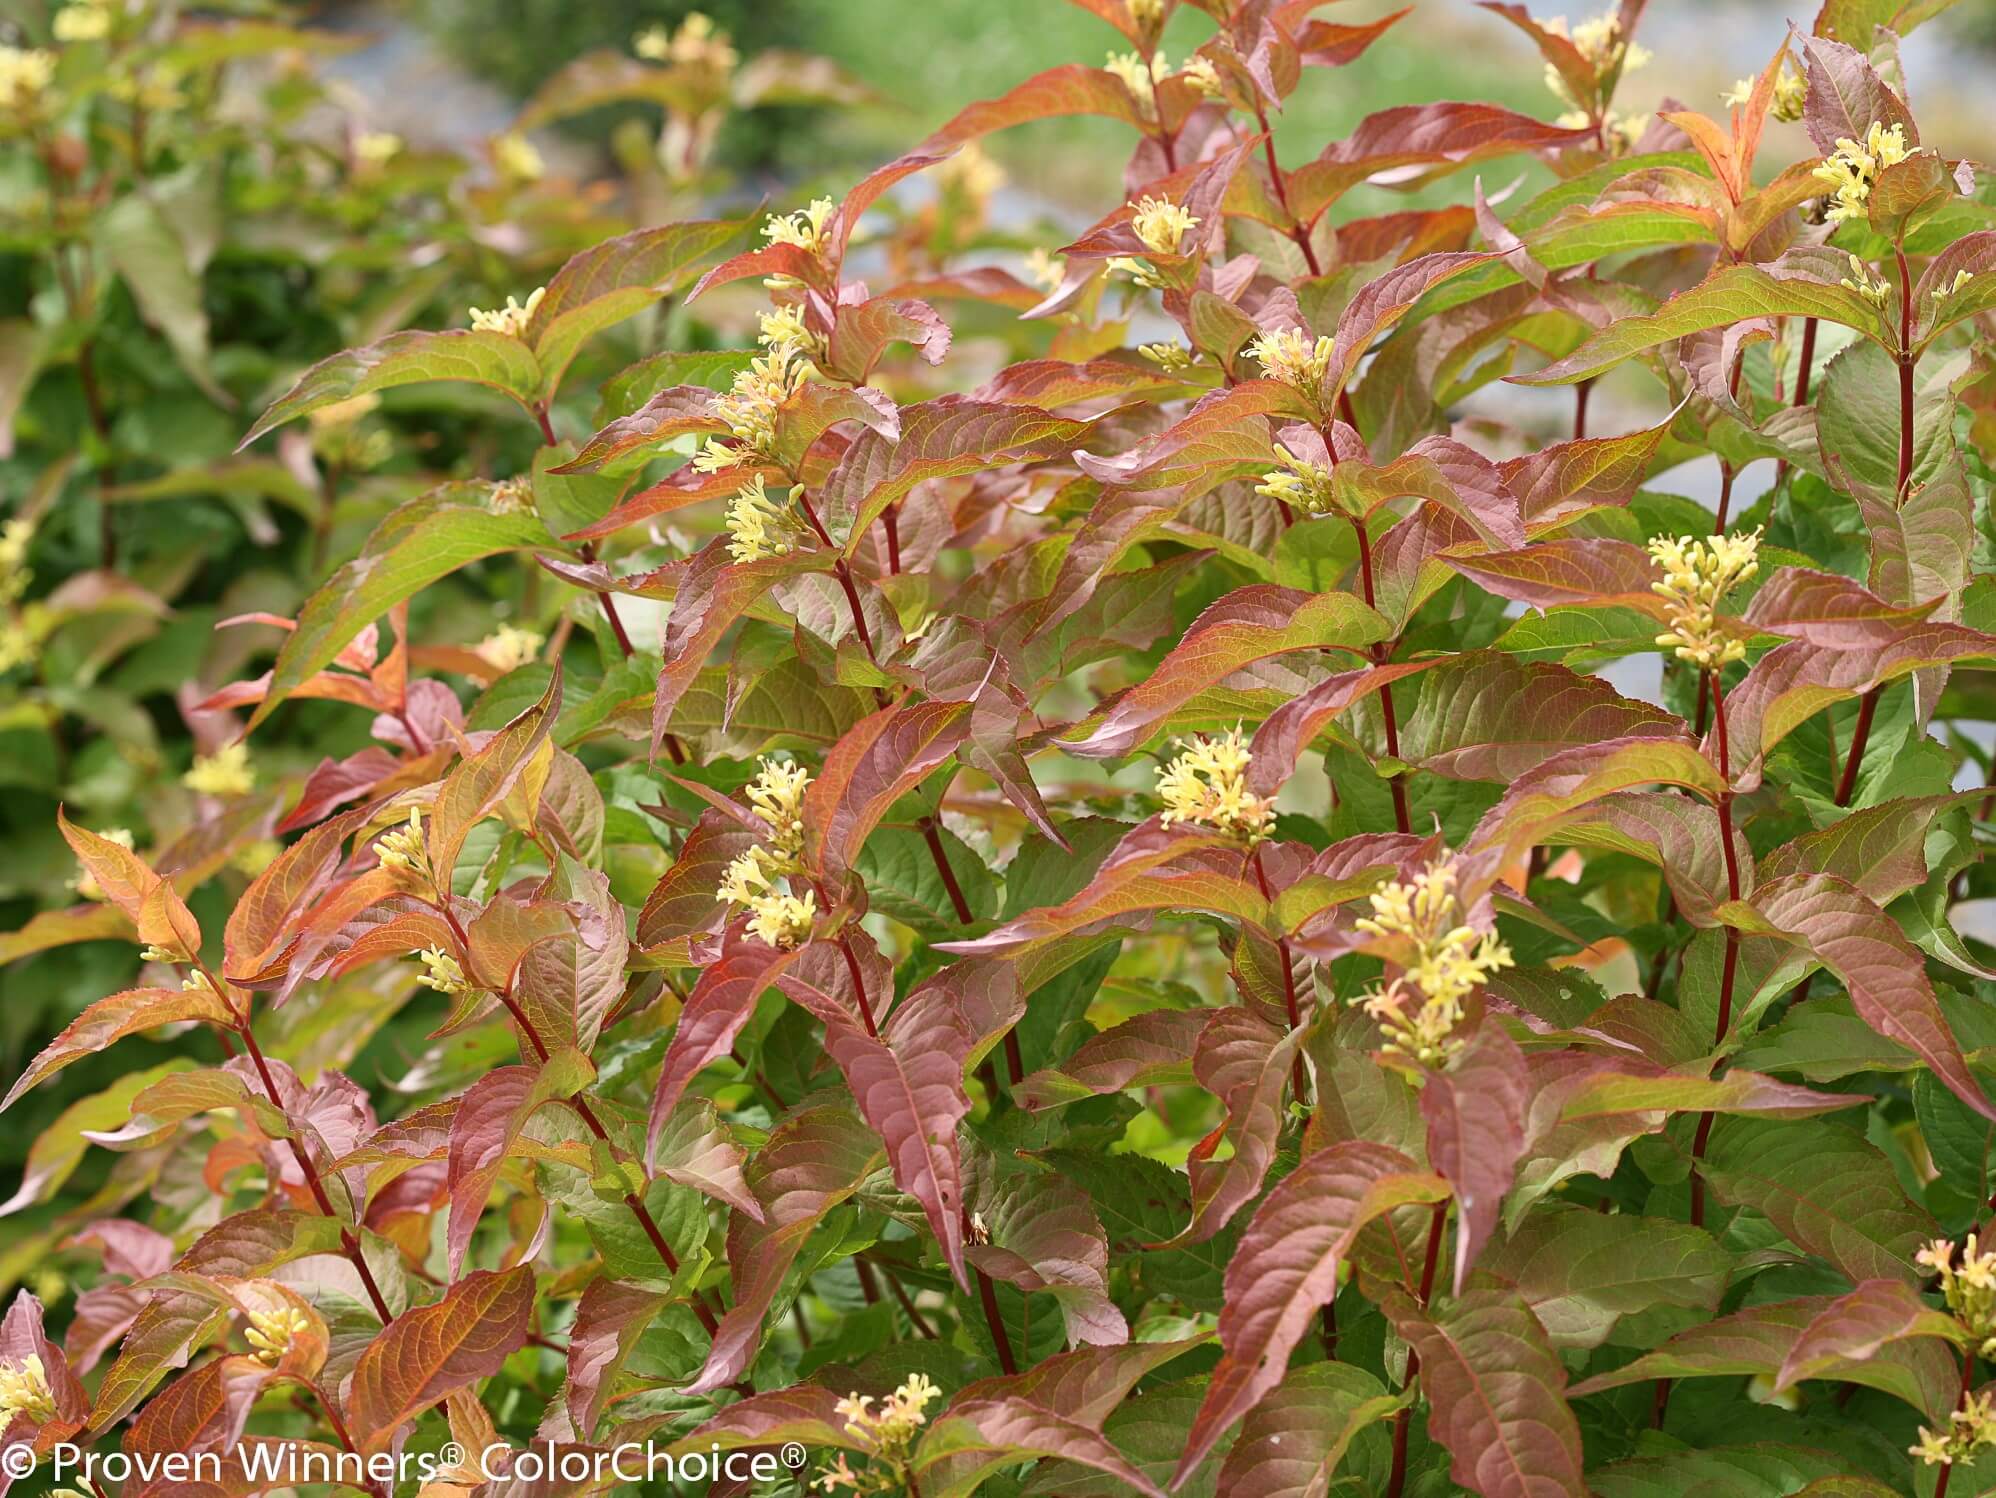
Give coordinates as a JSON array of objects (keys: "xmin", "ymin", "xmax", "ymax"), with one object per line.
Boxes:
[{"xmin": 5, "ymin": 2, "xmax": 1996, "ymax": 1497}]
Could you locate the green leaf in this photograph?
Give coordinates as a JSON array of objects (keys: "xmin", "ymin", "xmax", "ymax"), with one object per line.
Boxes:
[
  {"xmin": 241, "ymin": 331, "xmax": 544, "ymax": 446},
  {"xmin": 1481, "ymin": 1204, "xmax": 1730, "ymax": 1349},
  {"xmin": 251, "ymin": 488, "xmax": 549, "ymax": 728}
]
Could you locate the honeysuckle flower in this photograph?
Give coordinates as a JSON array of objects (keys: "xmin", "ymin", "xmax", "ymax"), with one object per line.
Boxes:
[
  {"xmin": 1255, "ymin": 443, "xmax": 1335, "ymax": 515},
  {"xmin": 1139, "ymin": 342, "xmax": 1195, "ymax": 372},
  {"xmin": 1812, "ymin": 121, "xmax": 1911, "ymax": 225},
  {"xmin": 1648, "ymin": 528, "xmax": 1760, "ymax": 670},
  {"xmin": 1840, "ymin": 253, "xmax": 1893, "ymax": 308},
  {"xmin": 1541, "ymin": 11, "xmax": 1648, "ymax": 109},
  {"xmin": 824, "ymin": 1373, "xmax": 942, "ymax": 1491},
  {"xmin": 1105, "ymin": 51, "xmax": 1161, "ymax": 117},
  {"xmin": 69, "ymin": 827, "xmax": 133, "ymax": 901},
  {"xmin": 635, "ymin": 12, "xmax": 738, "ymax": 70},
  {"xmin": 489, "ymin": 474, "xmax": 535, "ymax": 513},
  {"xmin": 1918, "ymin": 1235, "xmax": 1996, "ymax": 1356},
  {"xmin": 745, "ymin": 756, "xmax": 811, "ymax": 859},
  {"xmin": 1722, "ymin": 63, "xmax": 1805, "ymax": 123},
  {"xmin": 1350, "ymin": 857, "xmax": 1513, "ymax": 1066},
  {"xmin": 476, "ymin": 624, "xmax": 543, "ymax": 675},
  {"xmin": 1911, "ymin": 1388, "xmax": 1996, "ymax": 1468},
  {"xmin": 494, "ymin": 132, "xmax": 544, "ymax": 183},
  {"xmin": 1936, "ymin": 268, "xmax": 1975, "ymax": 300},
  {"xmin": 184, "ymin": 742, "xmax": 255, "ymax": 797},
  {"xmin": 374, "ymin": 806, "xmax": 432, "ymax": 886},
  {"xmin": 1024, "ymin": 247, "xmax": 1066, "ymax": 291},
  {"xmin": 0, "ymin": 47, "xmax": 57, "ymax": 110},
  {"xmin": 468, "ymin": 287, "xmax": 545, "ymax": 338},
  {"xmin": 1156, "ymin": 726, "xmax": 1275, "ymax": 843},
  {"xmin": 1130, "ymin": 195, "xmax": 1199, "ymax": 257},
  {"xmin": 244, "ymin": 1304, "xmax": 311, "ymax": 1366},
  {"xmin": 757, "ymin": 305, "xmax": 823, "ymax": 364},
  {"xmin": 0, "ymin": 1352, "xmax": 55, "ymax": 1425},
  {"xmin": 725, "ymin": 475, "xmax": 794, "ymax": 564},
  {"xmin": 745, "ymin": 888, "xmax": 816, "ymax": 949},
  {"xmin": 1249, "ymin": 327, "xmax": 1335, "ymax": 404},
  {"xmin": 696, "ymin": 350, "xmax": 813, "ymax": 472},
  {"xmin": 763, "ymin": 198, "xmax": 838, "ymax": 258},
  {"xmin": 1181, "ymin": 55, "xmax": 1224, "ymax": 100},
  {"xmin": 53, "ymin": 1, "xmax": 112, "ymax": 43},
  {"xmin": 1126, "ymin": 0, "xmax": 1167, "ymax": 42},
  {"xmin": 415, "ymin": 946, "xmax": 469, "ymax": 995},
  {"xmin": 354, "ymin": 131, "xmax": 402, "ymax": 167}
]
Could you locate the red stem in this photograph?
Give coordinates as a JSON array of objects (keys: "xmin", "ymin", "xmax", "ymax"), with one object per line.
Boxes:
[
  {"xmin": 1690, "ymin": 672, "xmax": 1741, "ymax": 1229},
  {"xmin": 1574, "ymin": 378, "xmax": 1593, "ymax": 440},
  {"xmin": 1349, "ymin": 515, "xmax": 1412, "ymax": 835},
  {"xmin": 1934, "ymin": 1343, "xmax": 1978, "ymax": 1498},
  {"xmin": 1387, "ymin": 1203, "xmax": 1450, "ymax": 1498},
  {"xmin": 1250, "ymin": 847, "xmax": 1312, "ymax": 1105},
  {"xmin": 836, "ymin": 934, "xmax": 879, "ymax": 1037},
  {"xmin": 1253, "ymin": 103, "xmax": 1321, "ymax": 276},
  {"xmin": 1793, "ymin": 317, "xmax": 1818, "ymax": 406},
  {"xmin": 1833, "ymin": 688, "xmax": 1879, "ymax": 808}
]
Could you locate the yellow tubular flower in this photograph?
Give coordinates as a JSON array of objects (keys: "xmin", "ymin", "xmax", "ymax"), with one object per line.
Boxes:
[
  {"xmin": 1647, "ymin": 528, "xmax": 1760, "ymax": 670},
  {"xmin": 1105, "ymin": 52, "xmax": 1160, "ymax": 118},
  {"xmin": 745, "ymin": 757, "xmax": 812, "ymax": 859},
  {"xmin": 746, "ymin": 889, "xmax": 815, "ymax": 949},
  {"xmin": 758, "ymin": 306, "xmax": 822, "ymax": 363},
  {"xmin": 1130, "ymin": 196, "xmax": 1199, "ymax": 258},
  {"xmin": 1024, "ymin": 248, "xmax": 1066, "ymax": 292},
  {"xmin": 1724, "ymin": 65, "xmax": 1805, "ymax": 123},
  {"xmin": 719, "ymin": 844, "xmax": 781, "ymax": 908},
  {"xmin": 725, "ymin": 475, "xmax": 793, "ymax": 565},
  {"xmin": 1181, "ymin": 55, "xmax": 1225, "ymax": 100},
  {"xmin": 476, "ymin": 625, "xmax": 544, "ymax": 675},
  {"xmin": 354, "ymin": 131, "xmax": 402, "ymax": 166},
  {"xmin": 938, "ymin": 141, "xmax": 1006, "ymax": 202},
  {"xmin": 494, "ymin": 133, "xmax": 545, "ymax": 183},
  {"xmin": 1139, "ymin": 342, "xmax": 1195, "ymax": 373},
  {"xmin": 1256, "ymin": 444, "xmax": 1335, "ymax": 515},
  {"xmin": 374, "ymin": 805, "xmax": 431, "ymax": 886},
  {"xmin": 70, "ymin": 826, "xmax": 133, "ymax": 902},
  {"xmin": 1839, "ymin": 253, "xmax": 1893, "ymax": 308},
  {"xmin": 53, "ymin": 2, "xmax": 112, "ymax": 43},
  {"xmin": 1126, "ymin": 0, "xmax": 1167, "ymax": 41},
  {"xmin": 244, "ymin": 1305, "xmax": 312, "ymax": 1367},
  {"xmin": 763, "ymin": 198, "xmax": 838, "ymax": 258},
  {"xmin": 1936, "ymin": 269, "xmax": 1975, "ymax": 301},
  {"xmin": 698, "ymin": 350, "xmax": 813, "ymax": 472},
  {"xmin": 1812, "ymin": 121, "xmax": 1911, "ymax": 224},
  {"xmin": 0, "ymin": 48, "xmax": 57, "ymax": 110},
  {"xmin": 184, "ymin": 742, "xmax": 255, "ymax": 797},
  {"xmin": 468, "ymin": 287, "xmax": 545, "ymax": 338},
  {"xmin": 1156, "ymin": 726, "xmax": 1275, "ymax": 843},
  {"xmin": 1350, "ymin": 857, "xmax": 1514, "ymax": 1067},
  {"xmin": 415, "ymin": 946, "xmax": 469, "ymax": 995},
  {"xmin": 0, "ymin": 1353, "xmax": 55, "ymax": 1425},
  {"xmin": 1249, "ymin": 327, "xmax": 1336, "ymax": 405}
]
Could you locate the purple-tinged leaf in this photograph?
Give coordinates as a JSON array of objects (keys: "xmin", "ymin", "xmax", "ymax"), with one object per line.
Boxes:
[{"xmin": 1422, "ymin": 1024, "xmax": 1529, "ymax": 1293}]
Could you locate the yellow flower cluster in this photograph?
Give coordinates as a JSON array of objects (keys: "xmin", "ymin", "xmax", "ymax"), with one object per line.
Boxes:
[
  {"xmin": 1937, "ymin": 269, "xmax": 1976, "ymax": 301},
  {"xmin": 244, "ymin": 1304, "xmax": 312, "ymax": 1367},
  {"xmin": 1722, "ymin": 64, "xmax": 1806, "ymax": 123},
  {"xmin": 184, "ymin": 742, "xmax": 255, "ymax": 797},
  {"xmin": 726, "ymin": 476, "xmax": 794, "ymax": 565},
  {"xmin": 0, "ymin": 47, "xmax": 56, "ymax": 110},
  {"xmin": 719, "ymin": 757, "xmax": 818, "ymax": 950},
  {"xmin": 0, "ymin": 1353, "xmax": 55, "ymax": 1426},
  {"xmin": 1024, "ymin": 248, "xmax": 1066, "ymax": 292},
  {"xmin": 817, "ymin": 1375, "xmax": 943, "ymax": 1494},
  {"xmin": 1249, "ymin": 327, "xmax": 1335, "ymax": 406},
  {"xmin": 374, "ymin": 806, "xmax": 433, "ymax": 888},
  {"xmin": 1813, "ymin": 121, "xmax": 1911, "ymax": 225},
  {"xmin": 1126, "ymin": 0, "xmax": 1167, "ymax": 41},
  {"xmin": 1182, "ymin": 55, "xmax": 1225, "ymax": 101},
  {"xmin": 1255, "ymin": 443, "xmax": 1335, "ymax": 516},
  {"xmin": 1105, "ymin": 52, "xmax": 1160, "ymax": 117},
  {"xmin": 1647, "ymin": 528, "xmax": 1760, "ymax": 670},
  {"xmin": 937, "ymin": 141, "xmax": 1006, "ymax": 203},
  {"xmin": 757, "ymin": 306, "xmax": 823, "ymax": 365},
  {"xmin": 1839, "ymin": 253, "xmax": 1893, "ymax": 308},
  {"xmin": 1542, "ymin": 11, "xmax": 1650, "ymax": 110},
  {"xmin": 489, "ymin": 474, "xmax": 535, "ymax": 514},
  {"xmin": 635, "ymin": 13, "xmax": 739, "ymax": 71},
  {"xmin": 1911, "ymin": 1395, "xmax": 1996, "ymax": 1469},
  {"xmin": 694, "ymin": 350, "xmax": 813, "ymax": 474},
  {"xmin": 763, "ymin": 198, "xmax": 838, "ymax": 259},
  {"xmin": 415, "ymin": 946, "xmax": 469, "ymax": 996},
  {"xmin": 1139, "ymin": 342, "xmax": 1195, "ymax": 373},
  {"xmin": 476, "ymin": 625, "xmax": 544, "ymax": 675},
  {"xmin": 1919, "ymin": 1236, "xmax": 1996, "ymax": 1357},
  {"xmin": 1131, "ymin": 195, "xmax": 1199, "ymax": 257},
  {"xmin": 494, "ymin": 133, "xmax": 544, "ymax": 184},
  {"xmin": 1351, "ymin": 859, "xmax": 1514, "ymax": 1066},
  {"xmin": 53, "ymin": 1, "xmax": 112, "ymax": 43},
  {"xmin": 354, "ymin": 131, "xmax": 402, "ymax": 168},
  {"xmin": 70, "ymin": 826, "xmax": 132, "ymax": 902},
  {"xmin": 469, "ymin": 287, "xmax": 545, "ymax": 338},
  {"xmin": 1156, "ymin": 726, "xmax": 1275, "ymax": 843}
]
